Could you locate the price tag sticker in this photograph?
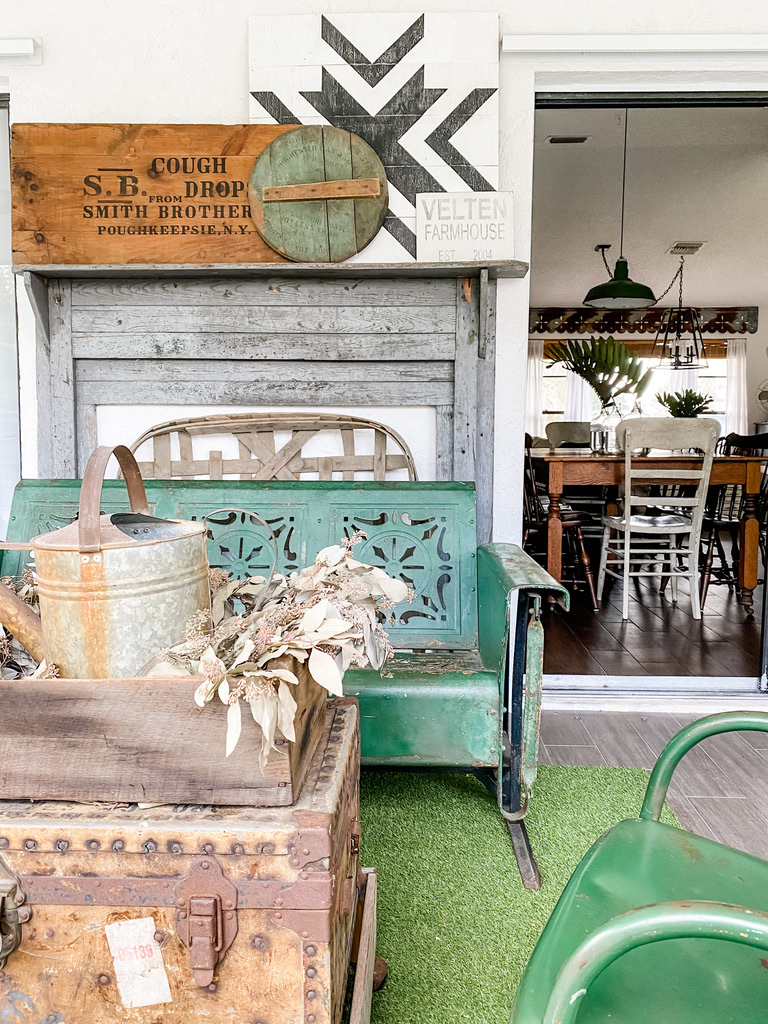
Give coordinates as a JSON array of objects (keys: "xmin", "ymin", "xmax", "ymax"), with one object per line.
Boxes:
[{"xmin": 104, "ymin": 916, "xmax": 172, "ymax": 1008}]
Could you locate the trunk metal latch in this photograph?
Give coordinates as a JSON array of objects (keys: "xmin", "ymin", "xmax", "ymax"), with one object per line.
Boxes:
[
  {"xmin": 175, "ymin": 858, "xmax": 238, "ymax": 988},
  {"xmin": 0, "ymin": 854, "xmax": 31, "ymax": 969}
]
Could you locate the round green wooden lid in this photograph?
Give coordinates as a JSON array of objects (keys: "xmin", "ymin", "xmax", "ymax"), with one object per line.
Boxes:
[{"xmin": 248, "ymin": 125, "xmax": 388, "ymax": 263}]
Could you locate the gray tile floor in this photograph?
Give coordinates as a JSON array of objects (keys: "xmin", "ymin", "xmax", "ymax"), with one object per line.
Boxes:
[{"xmin": 540, "ymin": 709, "xmax": 768, "ymax": 859}]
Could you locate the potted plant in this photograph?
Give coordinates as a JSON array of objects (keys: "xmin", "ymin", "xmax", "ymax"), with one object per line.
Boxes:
[{"xmin": 656, "ymin": 389, "xmax": 713, "ymax": 417}]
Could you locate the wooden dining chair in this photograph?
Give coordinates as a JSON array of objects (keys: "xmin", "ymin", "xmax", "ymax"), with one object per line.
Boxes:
[
  {"xmin": 524, "ymin": 434, "xmax": 599, "ymax": 610},
  {"xmin": 699, "ymin": 432, "xmax": 768, "ymax": 607},
  {"xmin": 596, "ymin": 417, "xmax": 719, "ymax": 620}
]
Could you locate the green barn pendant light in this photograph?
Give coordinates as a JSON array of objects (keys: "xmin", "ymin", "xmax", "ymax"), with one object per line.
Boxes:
[{"xmin": 583, "ymin": 110, "xmax": 656, "ymax": 309}]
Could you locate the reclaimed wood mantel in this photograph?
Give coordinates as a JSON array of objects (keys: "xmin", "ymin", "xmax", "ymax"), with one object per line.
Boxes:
[
  {"xmin": 14, "ymin": 259, "xmax": 528, "ymax": 279},
  {"xmin": 17, "ymin": 260, "xmax": 525, "ymax": 543}
]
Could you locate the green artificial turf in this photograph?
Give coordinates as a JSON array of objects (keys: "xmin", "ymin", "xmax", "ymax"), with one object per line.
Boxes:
[{"xmin": 359, "ymin": 765, "xmax": 678, "ymax": 1024}]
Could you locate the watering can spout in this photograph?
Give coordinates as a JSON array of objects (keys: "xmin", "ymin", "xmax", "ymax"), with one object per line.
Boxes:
[{"xmin": 0, "ymin": 581, "xmax": 45, "ymax": 664}]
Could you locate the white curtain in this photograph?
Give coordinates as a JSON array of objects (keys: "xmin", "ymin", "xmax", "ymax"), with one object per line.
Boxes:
[
  {"xmin": 525, "ymin": 339, "xmax": 544, "ymax": 437},
  {"xmin": 725, "ymin": 338, "xmax": 748, "ymax": 435},
  {"xmin": 674, "ymin": 366, "xmax": 699, "ymax": 394},
  {"xmin": 564, "ymin": 370, "xmax": 593, "ymax": 422}
]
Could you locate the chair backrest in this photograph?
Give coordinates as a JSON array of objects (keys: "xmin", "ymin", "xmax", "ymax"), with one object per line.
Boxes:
[
  {"xmin": 129, "ymin": 413, "xmax": 418, "ymax": 482},
  {"xmin": 523, "ymin": 433, "xmax": 546, "ymax": 532},
  {"xmin": 3, "ymin": 480, "xmax": 477, "ymax": 651},
  {"xmin": 722, "ymin": 432, "xmax": 768, "ymax": 456},
  {"xmin": 545, "ymin": 421, "xmax": 591, "ymax": 448},
  {"xmin": 616, "ymin": 417, "xmax": 719, "ymax": 546}
]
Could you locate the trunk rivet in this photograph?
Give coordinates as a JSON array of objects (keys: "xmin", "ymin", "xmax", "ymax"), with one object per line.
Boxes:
[
  {"xmin": 274, "ymin": 897, "xmax": 284, "ymax": 907},
  {"xmin": 230, "ymin": 844, "xmax": 244, "ymax": 855},
  {"xmin": 142, "ymin": 840, "xmax": 158, "ymax": 854},
  {"xmin": 274, "ymin": 912, "xmax": 282, "ymax": 920},
  {"xmin": 168, "ymin": 842, "xmax": 183, "ymax": 854},
  {"xmin": 153, "ymin": 931, "xmax": 165, "ymax": 944},
  {"xmin": 250, "ymin": 935, "xmax": 268, "ymax": 950},
  {"xmin": 305, "ymin": 945, "xmax": 316, "ymax": 956},
  {"xmin": 44, "ymin": 929, "xmax": 54, "ymax": 939},
  {"xmin": 207, "ymin": 982, "xmax": 217, "ymax": 993},
  {"xmin": 307, "ymin": 1017, "xmax": 316, "ymax": 1023},
  {"xmin": 23, "ymin": 839, "xmax": 37, "ymax": 852},
  {"xmin": 306, "ymin": 990, "xmax": 317, "ymax": 1001},
  {"xmin": 111, "ymin": 840, "xmax": 125, "ymax": 852},
  {"xmin": 0, "ymin": 839, "xmax": 8, "ymax": 850},
  {"xmin": 97, "ymin": 975, "xmax": 111, "ymax": 986},
  {"xmin": 202, "ymin": 843, "xmax": 214, "ymax": 854},
  {"xmin": 202, "ymin": 861, "xmax": 210, "ymax": 869},
  {"xmin": 306, "ymin": 967, "xmax": 317, "ymax": 978},
  {"xmin": 86, "ymin": 840, "xmax": 101, "ymax": 851},
  {"xmin": 54, "ymin": 839, "xmax": 69, "ymax": 853}
]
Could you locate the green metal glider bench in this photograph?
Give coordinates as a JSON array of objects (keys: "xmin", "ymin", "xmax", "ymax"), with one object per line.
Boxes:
[
  {"xmin": 2, "ymin": 478, "xmax": 567, "ymax": 888},
  {"xmin": 511, "ymin": 711, "xmax": 768, "ymax": 1023}
]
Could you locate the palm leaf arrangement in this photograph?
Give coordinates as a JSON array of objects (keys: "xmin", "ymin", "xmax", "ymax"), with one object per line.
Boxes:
[
  {"xmin": 656, "ymin": 389, "xmax": 712, "ymax": 418},
  {"xmin": 547, "ymin": 336, "xmax": 654, "ymax": 408}
]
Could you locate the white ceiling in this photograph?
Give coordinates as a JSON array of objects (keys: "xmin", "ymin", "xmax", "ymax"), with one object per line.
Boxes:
[{"xmin": 530, "ymin": 106, "xmax": 768, "ymax": 308}]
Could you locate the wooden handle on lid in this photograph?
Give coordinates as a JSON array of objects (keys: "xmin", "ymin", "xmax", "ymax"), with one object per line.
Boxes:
[{"xmin": 78, "ymin": 445, "xmax": 150, "ymax": 553}]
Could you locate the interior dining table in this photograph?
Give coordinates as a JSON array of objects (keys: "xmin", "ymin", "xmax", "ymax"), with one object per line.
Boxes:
[{"xmin": 530, "ymin": 449, "xmax": 764, "ymax": 613}]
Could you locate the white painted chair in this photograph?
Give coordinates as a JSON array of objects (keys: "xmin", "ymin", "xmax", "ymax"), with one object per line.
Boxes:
[
  {"xmin": 545, "ymin": 421, "xmax": 591, "ymax": 449},
  {"xmin": 596, "ymin": 417, "xmax": 719, "ymax": 620}
]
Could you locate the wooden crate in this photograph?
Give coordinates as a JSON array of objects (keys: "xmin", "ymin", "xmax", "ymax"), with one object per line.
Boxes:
[
  {"xmin": 0, "ymin": 656, "xmax": 327, "ymax": 806},
  {"xmin": 0, "ymin": 700, "xmax": 372, "ymax": 1024},
  {"xmin": 11, "ymin": 123, "xmax": 297, "ymax": 266}
]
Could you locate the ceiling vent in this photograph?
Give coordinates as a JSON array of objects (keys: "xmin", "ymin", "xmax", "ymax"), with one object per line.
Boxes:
[
  {"xmin": 668, "ymin": 241, "xmax": 705, "ymax": 255},
  {"xmin": 546, "ymin": 135, "xmax": 591, "ymax": 144}
]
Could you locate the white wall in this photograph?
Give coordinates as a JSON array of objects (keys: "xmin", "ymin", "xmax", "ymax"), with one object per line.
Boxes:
[{"xmin": 4, "ymin": 3, "xmax": 768, "ymax": 540}]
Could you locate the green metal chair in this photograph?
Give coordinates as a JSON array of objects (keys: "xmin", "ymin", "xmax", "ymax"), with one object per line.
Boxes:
[{"xmin": 511, "ymin": 711, "xmax": 768, "ymax": 1024}]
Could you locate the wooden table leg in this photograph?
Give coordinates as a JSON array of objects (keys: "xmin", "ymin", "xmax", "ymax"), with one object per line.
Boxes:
[
  {"xmin": 547, "ymin": 464, "xmax": 564, "ymax": 583},
  {"xmin": 739, "ymin": 462, "xmax": 761, "ymax": 614}
]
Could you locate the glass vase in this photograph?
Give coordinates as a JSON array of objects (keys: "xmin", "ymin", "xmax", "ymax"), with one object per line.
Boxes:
[{"xmin": 591, "ymin": 402, "xmax": 621, "ymax": 453}]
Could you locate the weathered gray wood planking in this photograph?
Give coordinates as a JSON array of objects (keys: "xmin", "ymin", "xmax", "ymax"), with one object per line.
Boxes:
[
  {"xmin": 72, "ymin": 305, "xmax": 454, "ymax": 334},
  {"xmin": 31, "ymin": 271, "xmax": 497, "ymax": 540},
  {"xmin": 71, "ymin": 276, "xmax": 457, "ymax": 306},
  {"xmin": 71, "ymin": 333, "xmax": 456, "ymax": 361},
  {"xmin": 77, "ymin": 360, "xmax": 454, "ymax": 384}
]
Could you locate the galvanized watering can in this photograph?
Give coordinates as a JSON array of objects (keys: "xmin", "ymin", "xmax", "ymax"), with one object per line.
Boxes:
[{"xmin": 32, "ymin": 444, "xmax": 210, "ymax": 679}]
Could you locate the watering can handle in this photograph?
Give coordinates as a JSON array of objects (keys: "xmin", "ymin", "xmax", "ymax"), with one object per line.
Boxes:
[{"xmin": 78, "ymin": 445, "xmax": 151, "ymax": 554}]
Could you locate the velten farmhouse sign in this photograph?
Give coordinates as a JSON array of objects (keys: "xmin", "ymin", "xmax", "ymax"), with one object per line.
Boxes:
[
  {"xmin": 415, "ymin": 191, "xmax": 514, "ymax": 263},
  {"xmin": 11, "ymin": 123, "xmax": 333, "ymax": 266}
]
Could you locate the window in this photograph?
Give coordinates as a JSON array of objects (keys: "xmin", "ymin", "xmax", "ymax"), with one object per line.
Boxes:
[{"xmin": 540, "ymin": 353, "xmax": 728, "ymax": 435}]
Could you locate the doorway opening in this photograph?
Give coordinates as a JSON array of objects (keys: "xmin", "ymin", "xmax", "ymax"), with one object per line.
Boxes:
[{"xmin": 527, "ymin": 93, "xmax": 768, "ymax": 689}]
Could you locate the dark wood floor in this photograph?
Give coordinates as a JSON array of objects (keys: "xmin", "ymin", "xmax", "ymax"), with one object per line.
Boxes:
[
  {"xmin": 542, "ymin": 570, "xmax": 763, "ymax": 677},
  {"xmin": 541, "ymin": 710, "xmax": 768, "ymax": 858}
]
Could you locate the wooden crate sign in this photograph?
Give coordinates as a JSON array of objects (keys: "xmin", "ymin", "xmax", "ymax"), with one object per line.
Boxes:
[{"xmin": 11, "ymin": 123, "xmax": 306, "ymax": 266}]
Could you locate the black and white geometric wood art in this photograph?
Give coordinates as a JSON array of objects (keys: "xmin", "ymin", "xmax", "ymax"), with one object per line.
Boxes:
[{"xmin": 249, "ymin": 13, "xmax": 499, "ymax": 260}]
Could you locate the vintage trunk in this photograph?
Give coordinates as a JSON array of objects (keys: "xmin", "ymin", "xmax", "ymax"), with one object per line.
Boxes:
[
  {"xmin": 0, "ymin": 656, "xmax": 327, "ymax": 806},
  {"xmin": 0, "ymin": 700, "xmax": 372, "ymax": 1023}
]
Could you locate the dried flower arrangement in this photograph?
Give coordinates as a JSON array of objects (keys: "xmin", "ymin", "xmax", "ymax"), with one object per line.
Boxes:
[{"xmin": 146, "ymin": 532, "xmax": 412, "ymax": 765}]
